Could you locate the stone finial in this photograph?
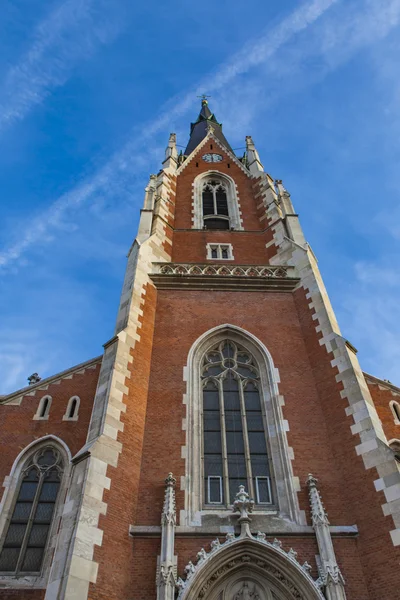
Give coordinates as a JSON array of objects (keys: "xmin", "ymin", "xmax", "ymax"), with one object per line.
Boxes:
[
  {"xmin": 162, "ymin": 473, "xmax": 176, "ymax": 526},
  {"xmin": 163, "ymin": 133, "xmax": 178, "ymax": 169},
  {"xmin": 306, "ymin": 474, "xmax": 329, "ymax": 527},
  {"xmin": 233, "ymin": 485, "xmax": 254, "ymax": 537},
  {"xmin": 306, "ymin": 474, "xmax": 346, "ymax": 599},
  {"xmin": 28, "ymin": 373, "xmax": 41, "ymax": 385},
  {"xmin": 245, "ymin": 135, "xmax": 264, "ymax": 174},
  {"xmin": 158, "ymin": 473, "xmax": 177, "ymax": 600}
]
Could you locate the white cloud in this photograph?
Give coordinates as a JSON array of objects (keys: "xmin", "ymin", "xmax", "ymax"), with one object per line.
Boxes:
[{"xmin": 0, "ymin": 0, "xmax": 124, "ymax": 133}]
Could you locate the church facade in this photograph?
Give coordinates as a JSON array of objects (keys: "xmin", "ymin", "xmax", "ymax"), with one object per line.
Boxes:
[{"xmin": 1, "ymin": 100, "xmax": 400, "ymax": 600}]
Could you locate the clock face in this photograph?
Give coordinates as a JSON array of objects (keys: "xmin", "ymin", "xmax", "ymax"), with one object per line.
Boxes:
[{"xmin": 202, "ymin": 153, "xmax": 223, "ymax": 163}]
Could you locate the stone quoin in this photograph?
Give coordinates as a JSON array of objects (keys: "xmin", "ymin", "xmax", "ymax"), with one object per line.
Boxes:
[{"xmin": 1, "ymin": 99, "xmax": 400, "ymax": 600}]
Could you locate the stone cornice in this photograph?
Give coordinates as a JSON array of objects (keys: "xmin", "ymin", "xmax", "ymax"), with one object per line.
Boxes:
[
  {"xmin": 129, "ymin": 525, "xmax": 359, "ymax": 538},
  {"xmin": 150, "ymin": 263, "xmax": 299, "ymax": 292}
]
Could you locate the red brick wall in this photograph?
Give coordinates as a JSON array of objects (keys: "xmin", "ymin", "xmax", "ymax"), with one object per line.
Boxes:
[
  {"xmin": 0, "ymin": 363, "xmax": 100, "ymax": 485},
  {"xmin": 367, "ymin": 380, "xmax": 400, "ymax": 443},
  {"xmin": 171, "ymin": 229, "xmax": 274, "ymax": 265},
  {"xmin": 88, "ymin": 284, "xmax": 158, "ymax": 600},
  {"xmin": 126, "ymin": 287, "xmax": 372, "ymax": 599},
  {"xmin": 0, "ymin": 363, "xmax": 100, "ymax": 597},
  {"xmin": 293, "ymin": 287, "xmax": 400, "ymax": 600}
]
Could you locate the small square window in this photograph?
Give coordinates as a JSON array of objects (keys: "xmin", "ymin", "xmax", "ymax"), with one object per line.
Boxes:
[{"xmin": 207, "ymin": 244, "xmax": 233, "ymax": 260}]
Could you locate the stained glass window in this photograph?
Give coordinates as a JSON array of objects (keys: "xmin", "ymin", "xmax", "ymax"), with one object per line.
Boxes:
[
  {"xmin": 202, "ymin": 341, "xmax": 273, "ymax": 507},
  {"xmin": 0, "ymin": 447, "xmax": 63, "ymax": 574}
]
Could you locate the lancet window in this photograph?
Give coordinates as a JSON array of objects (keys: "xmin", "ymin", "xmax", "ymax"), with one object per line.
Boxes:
[
  {"xmin": 202, "ymin": 179, "xmax": 230, "ymax": 230},
  {"xmin": 202, "ymin": 341, "xmax": 274, "ymax": 507},
  {"xmin": 0, "ymin": 447, "xmax": 63, "ymax": 574}
]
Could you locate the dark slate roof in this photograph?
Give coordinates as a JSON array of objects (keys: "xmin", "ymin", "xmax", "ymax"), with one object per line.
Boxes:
[{"xmin": 184, "ymin": 100, "xmax": 234, "ymax": 155}]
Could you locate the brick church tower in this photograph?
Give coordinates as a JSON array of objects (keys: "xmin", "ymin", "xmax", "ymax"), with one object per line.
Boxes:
[{"xmin": 1, "ymin": 99, "xmax": 400, "ymax": 600}]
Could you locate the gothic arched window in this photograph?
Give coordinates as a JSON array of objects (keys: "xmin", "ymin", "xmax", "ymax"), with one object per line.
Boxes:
[
  {"xmin": 390, "ymin": 401, "xmax": 400, "ymax": 424},
  {"xmin": 202, "ymin": 179, "xmax": 230, "ymax": 230},
  {"xmin": 63, "ymin": 396, "xmax": 80, "ymax": 421},
  {"xmin": 202, "ymin": 340, "xmax": 274, "ymax": 507},
  {"xmin": 0, "ymin": 446, "xmax": 63, "ymax": 574}
]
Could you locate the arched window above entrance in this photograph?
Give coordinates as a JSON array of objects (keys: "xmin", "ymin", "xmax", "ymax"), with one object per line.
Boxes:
[
  {"xmin": 202, "ymin": 341, "xmax": 274, "ymax": 508},
  {"xmin": 183, "ymin": 325, "xmax": 302, "ymax": 529}
]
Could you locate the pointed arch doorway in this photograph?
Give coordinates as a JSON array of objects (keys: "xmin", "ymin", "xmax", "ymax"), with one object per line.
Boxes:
[
  {"xmin": 206, "ymin": 572, "xmax": 299, "ymax": 600},
  {"xmin": 178, "ymin": 538, "xmax": 324, "ymax": 600}
]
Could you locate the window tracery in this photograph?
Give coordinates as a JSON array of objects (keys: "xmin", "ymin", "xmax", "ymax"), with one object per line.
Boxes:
[
  {"xmin": 202, "ymin": 179, "xmax": 230, "ymax": 230},
  {"xmin": 0, "ymin": 446, "xmax": 63, "ymax": 574},
  {"xmin": 193, "ymin": 172, "xmax": 242, "ymax": 230},
  {"xmin": 202, "ymin": 341, "xmax": 274, "ymax": 507}
]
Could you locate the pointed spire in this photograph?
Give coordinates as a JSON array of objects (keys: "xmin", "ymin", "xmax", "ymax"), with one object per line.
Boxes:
[
  {"xmin": 157, "ymin": 473, "xmax": 177, "ymax": 600},
  {"xmin": 184, "ymin": 98, "xmax": 233, "ymax": 155},
  {"xmin": 306, "ymin": 475, "xmax": 347, "ymax": 600},
  {"xmin": 163, "ymin": 133, "xmax": 178, "ymax": 171},
  {"xmin": 245, "ymin": 136, "xmax": 264, "ymax": 175}
]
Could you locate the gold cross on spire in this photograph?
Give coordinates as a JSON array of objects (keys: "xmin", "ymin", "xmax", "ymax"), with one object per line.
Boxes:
[{"xmin": 197, "ymin": 94, "xmax": 211, "ymax": 105}]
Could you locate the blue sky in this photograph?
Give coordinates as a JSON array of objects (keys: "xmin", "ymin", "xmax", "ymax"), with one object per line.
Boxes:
[{"xmin": 1, "ymin": 0, "xmax": 400, "ymax": 393}]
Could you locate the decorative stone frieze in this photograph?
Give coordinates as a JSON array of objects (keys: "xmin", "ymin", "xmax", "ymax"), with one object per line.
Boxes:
[{"xmin": 150, "ymin": 263, "xmax": 299, "ymax": 292}]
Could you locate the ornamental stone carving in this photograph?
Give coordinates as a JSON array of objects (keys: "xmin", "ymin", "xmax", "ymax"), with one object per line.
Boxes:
[
  {"xmin": 157, "ymin": 474, "xmax": 177, "ymax": 600},
  {"xmin": 233, "ymin": 582, "xmax": 260, "ymax": 600},
  {"xmin": 306, "ymin": 475, "xmax": 347, "ymax": 600},
  {"xmin": 175, "ymin": 485, "xmax": 325, "ymax": 600},
  {"xmin": 157, "ymin": 263, "xmax": 290, "ymax": 278}
]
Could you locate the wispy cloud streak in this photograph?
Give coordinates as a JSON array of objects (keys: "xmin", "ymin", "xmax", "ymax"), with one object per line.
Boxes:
[
  {"xmin": 0, "ymin": 0, "xmax": 123, "ymax": 133},
  {"xmin": 2, "ymin": 0, "xmax": 400, "ymax": 271},
  {"xmin": 0, "ymin": 0, "xmax": 340, "ymax": 269}
]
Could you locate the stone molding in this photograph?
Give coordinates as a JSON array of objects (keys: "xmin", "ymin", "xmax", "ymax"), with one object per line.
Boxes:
[
  {"xmin": 150, "ymin": 263, "xmax": 299, "ymax": 292},
  {"xmin": 176, "ymin": 536, "xmax": 324, "ymax": 600},
  {"xmin": 175, "ymin": 487, "xmax": 323, "ymax": 599}
]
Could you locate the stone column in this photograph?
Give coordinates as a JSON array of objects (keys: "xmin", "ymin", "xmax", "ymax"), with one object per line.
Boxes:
[
  {"xmin": 306, "ymin": 475, "xmax": 346, "ymax": 600},
  {"xmin": 157, "ymin": 473, "xmax": 177, "ymax": 600}
]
